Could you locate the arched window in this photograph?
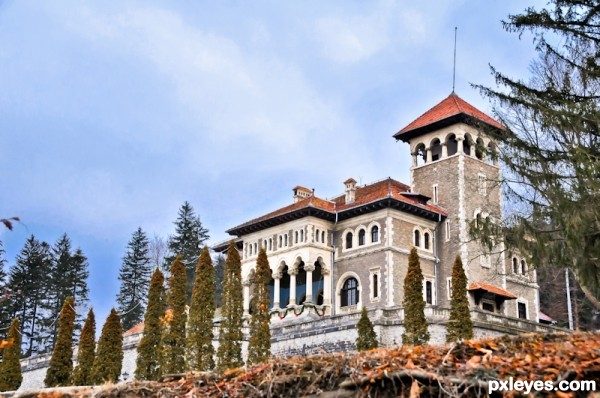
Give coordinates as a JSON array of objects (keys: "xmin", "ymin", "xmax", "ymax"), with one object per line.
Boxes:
[
  {"xmin": 300, "ymin": 230, "xmax": 304, "ymax": 242},
  {"xmin": 414, "ymin": 230, "xmax": 421, "ymax": 247},
  {"xmin": 268, "ymin": 238, "xmax": 272, "ymax": 251},
  {"xmin": 321, "ymin": 231, "xmax": 326, "ymax": 244},
  {"xmin": 294, "ymin": 231, "xmax": 298, "ymax": 244},
  {"xmin": 346, "ymin": 232, "xmax": 353, "ymax": 249},
  {"xmin": 446, "ymin": 134, "xmax": 458, "ymax": 156},
  {"xmin": 341, "ymin": 277, "xmax": 359, "ymax": 307},
  {"xmin": 358, "ymin": 229, "xmax": 366, "ymax": 246},
  {"xmin": 415, "ymin": 143, "xmax": 426, "ymax": 166},
  {"xmin": 253, "ymin": 243, "xmax": 257, "ymax": 255},
  {"xmin": 371, "ymin": 225, "xmax": 379, "ymax": 243},
  {"xmin": 425, "ymin": 281, "xmax": 433, "ymax": 304},
  {"xmin": 315, "ymin": 229, "xmax": 320, "ymax": 242},
  {"xmin": 424, "ymin": 232, "xmax": 430, "ymax": 250},
  {"xmin": 521, "ymin": 260, "xmax": 527, "ymax": 275},
  {"xmin": 278, "ymin": 235, "xmax": 282, "ymax": 248},
  {"xmin": 512, "ymin": 258, "xmax": 518, "ymax": 273},
  {"xmin": 284, "ymin": 234, "xmax": 288, "ymax": 246}
]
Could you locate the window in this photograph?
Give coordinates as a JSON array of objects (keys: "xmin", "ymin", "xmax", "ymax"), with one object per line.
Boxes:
[
  {"xmin": 322, "ymin": 231, "xmax": 326, "ymax": 244},
  {"xmin": 268, "ymin": 238, "xmax": 272, "ymax": 251},
  {"xmin": 248, "ymin": 244, "xmax": 252, "ymax": 256},
  {"xmin": 414, "ymin": 229, "xmax": 421, "ymax": 247},
  {"xmin": 315, "ymin": 229, "xmax": 320, "ymax": 242},
  {"xmin": 432, "ymin": 184, "xmax": 438, "ymax": 204},
  {"xmin": 253, "ymin": 243, "xmax": 257, "ymax": 255},
  {"xmin": 373, "ymin": 274, "xmax": 378, "ymax": 298},
  {"xmin": 424, "ymin": 232, "xmax": 430, "ymax": 250},
  {"xmin": 512, "ymin": 258, "xmax": 518, "ymax": 274},
  {"xmin": 284, "ymin": 234, "xmax": 288, "ymax": 246},
  {"xmin": 445, "ymin": 221, "xmax": 450, "ymax": 242},
  {"xmin": 478, "ymin": 174, "xmax": 487, "ymax": 195},
  {"xmin": 518, "ymin": 302, "xmax": 527, "ymax": 319},
  {"xmin": 294, "ymin": 231, "xmax": 298, "ymax": 244},
  {"xmin": 482, "ymin": 301, "xmax": 495, "ymax": 312},
  {"xmin": 358, "ymin": 229, "xmax": 366, "ymax": 246},
  {"xmin": 447, "ymin": 278, "xmax": 453, "ymax": 300},
  {"xmin": 341, "ymin": 277, "xmax": 359, "ymax": 307},
  {"xmin": 278, "ymin": 235, "xmax": 282, "ymax": 248},
  {"xmin": 371, "ymin": 226, "xmax": 379, "ymax": 243},
  {"xmin": 300, "ymin": 230, "xmax": 304, "ymax": 242},
  {"xmin": 345, "ymin": 232, "xmax": 353, "ymax": 249},
  {"xmin": 425, "ymin": 281, "xmax": 433, "ymax": 304}
]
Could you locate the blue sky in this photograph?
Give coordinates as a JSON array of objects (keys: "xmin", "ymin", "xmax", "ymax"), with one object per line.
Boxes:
[{"xmin": 0, "ymin": 0, "xmax": 540, "ymax": 326}]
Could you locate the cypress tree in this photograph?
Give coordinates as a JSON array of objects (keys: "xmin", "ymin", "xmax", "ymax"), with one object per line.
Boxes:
[
  {"xmin": 135, "ymin": 268, "xmax": 165, "ymax": 381},
  {"xmin": 71, "ymin": 308, "xmax": 96, "ymax": 385},
  {"xmin": 91, "ymin": 309, "xmax": 123, "ymax": 384},
  {"xmin": 402, "ymin": 248, "xmax": 430, "ymax": 346},
  {"xmin": 116, "ymin": 227, "xmax": 152, "ymax": 331},
  {"xmin": 247, "ymin": 248, "xmax": 271, "ymax": 365},
  {"xmin": 216, "ymin": 241, "xmax": 244, "ymax": 371},
  {"xmin": 45, "ymin": 297, "xmax": 76, "ymax": 387},
  {"xmin": 160, "ymin": 256, "xmax": 187, "ymax": 374},
  {"xmin": 0, "ymin": 318, "xmax": 22, "ymax": 391},
  {"xmin": 187, "ymin": 247, "xmax": 215, "ymax": 371},
  {"xmin": 0, "ymin": 240, "xmax": 9, "ymax": 339},
  {"xmin": 446, "ymin": 256, "xmax": 474, "ymax": 342},
  {"xmin": 356, "ymin": 306, "xmax": 378, "ymax": 351},
  {"xmin": 214, "ymin": 254, "xmax": 225, "ymax": 308},
  {"xmin": 165, "ymin": 202, "xmax": 210, "ymax": 302}
]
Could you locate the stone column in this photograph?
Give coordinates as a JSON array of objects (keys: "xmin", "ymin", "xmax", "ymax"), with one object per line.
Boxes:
[
  {"xmin": 273, "ymin": 271, "xmax": 281, "ymax": 309},
  {"xmin": 411, "ymin": 152, "xmax": 417, "ymax": 167},
  {"xmin": 322, "ymin": 267, "xmax": 331, "ymax": 311},
  {"xmin": 304, "ymin": 264, "xmax": 315, "ymax": 303},
  {"xmin": 441, "ymin": 142, "xmax": 448, "ymax": 158},
  {"xmin": 242, "ymin": 279, "xmax": 251, "ymax": 316},
  {"xmin": 288, "ymin": 267, "xmax": 298, "ymax": 306},
  {"xmin": 426, "ymin": 147, "xmax": 432, "ymax": 163},
  {"xmin": 457, "ymin": 136, "xmax": 464, "ymax": 153}
]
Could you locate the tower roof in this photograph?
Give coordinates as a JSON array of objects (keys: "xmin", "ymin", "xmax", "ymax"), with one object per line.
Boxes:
[{"xmin": 393, "ymin": 92, "xmax": 503, "ymax": 142}]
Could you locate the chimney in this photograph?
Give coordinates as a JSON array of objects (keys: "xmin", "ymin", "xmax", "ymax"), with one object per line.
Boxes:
[
  {"xmin": 293, "ymin": 186, "xmax": 313, "ymax": 203},
  {"xmin": 344, "ymin": 178, "xmax": 357, "ymax": 203}
]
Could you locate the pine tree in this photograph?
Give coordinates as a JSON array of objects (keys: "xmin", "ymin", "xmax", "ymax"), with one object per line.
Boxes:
[
  {"xmin": 446, "ymin": 256, "xmax": 474, "ymax": 342},
  {"xmin": 214, "ymin": 254, "xmax": 225, "ymax": 308},
  {"xmin": 71, "ymin": 308, "xmax": 96, "ymax": 385},
  {"xmin": 187, "ymin": 247, "xmax": 215, "ymax": 371},
  {"xmin": 45, "ymin": 296, "xmax": 76, "ymax": 387},
  {"xmin": 165, "ymin": 202, "xmax": 209, "ymax": 302},
  {"xmin": 135, "ymin": 268, "xmax": 165, "ymax": 381},
  {"xmin": 247, "ymin": 248, "xmax": 271, "ymax": 365},
  {"xmin": 0, "ymin": 240, "xmax": 9, "ymax": 339},
  {"xmin": 475, "ymin": 0, "xmax": 600, "ymax": 308},
  {"xmin": 0, "ymin": 318, "xmax": 22, "ymax": 391},
  {"xmin": 116, "ymin": 228, "xmax": 152, "ymax": 331},
  {"xmin": 91, "ymin": 309, "xmax": 123, "ymax": 384},
  {"xmin": 356, "ymin": 306, "xmax": 378, "ymax": 351},
  {"xmin": 402, "ymin": 248, "xmax": 429, "ymax": 346},
  {"xmin": 216, "ymin": 241, "xmax": 244, "ymax": 371},
  {"xmin": 8, "ymin": 235, "xmax": 52, "ymax": 356},
  {"xmin": 160, "ymin": 256, "xmax": 187, "ymax": 374}
]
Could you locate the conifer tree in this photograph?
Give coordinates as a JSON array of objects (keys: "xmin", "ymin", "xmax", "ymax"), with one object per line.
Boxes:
[
  {"xmin": 0, "ymin": 240, "xmax": 9, "ymax": 338},
  {"xmin": 135, "ymin": 268, "xmax": 165, "ymax": 381},
  {"xmin": 402, "ymin": 248, "xmax": 429, "ymax": 346},
  {"xmin": 247, "ymin": 248, "xmax": 271, "ymax": 365},
  {"xmin": 8, "ymin": 235, "xmax": 52, "ymax": 356},
  {"xmin": 72, "ymin": 308, "xmax": 96, "ymax": 385},
  {"xmin": 446, "ymin": 256, "xmax": 474, "ymax": 342},
  {"xmin": 45, "ymin": 297, "xmax": 76, "ymax": 387},
  {"xmin": 356, "ymin": 306, "xmax": 378, "ymax": 351},
  {"xmin": 160, "ymin": 256, "xmax": 187, "ymax": 374},
  {"xmin": 91, "ymin": 309, "xmax": 123, "ymax": 384},
  {"xmin": 165, "ymin": 202, "xmax": 209, "ymax": 302},
  {"xmin": 116, "ymin": 228, "xmax": 152, "ymax": 331},
  {"xmin": 187, "ymin": 247, "xmax": 215, "ymax": 371},
  {"xmin": 0, "ymin": 318, "xmax": 22, "ymax": 391},
  {"xmin": 216, "ymin": 241, "xmax": 244, "ymax": 371}
]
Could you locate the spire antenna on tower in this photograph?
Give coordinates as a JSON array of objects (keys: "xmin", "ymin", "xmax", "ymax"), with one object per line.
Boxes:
[{"xmin": 452, "ymin": 26, "xmax": 457, "ymax": 93}]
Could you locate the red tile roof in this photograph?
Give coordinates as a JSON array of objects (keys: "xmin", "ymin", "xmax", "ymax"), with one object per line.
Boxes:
[
  {"xmin": 468, "ymin": 281, "xmax": 517, "ymax": 300},
  {"xmin": 124, "ymin": 322, "xmax": 144, "ymax": 336},
  {"xmin": 394, "ymin": 92, "xmax": 503, "ymax": 139},
  {"xmin": 227, "ymin": 178, "xmax": 447, "ymax": 236}
]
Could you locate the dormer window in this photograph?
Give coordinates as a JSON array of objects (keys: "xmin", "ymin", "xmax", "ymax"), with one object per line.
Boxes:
[{"xmin": 344, "ymin": 178, "xmax": 357, "ymax": 203}]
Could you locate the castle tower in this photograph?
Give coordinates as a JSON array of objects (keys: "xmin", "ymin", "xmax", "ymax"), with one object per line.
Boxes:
[{"xmin": 394, "ymin": 92, "xmax": 511, "ymax": 310}]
